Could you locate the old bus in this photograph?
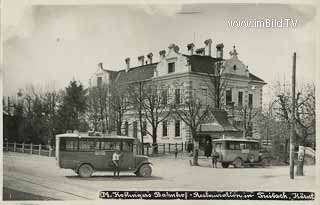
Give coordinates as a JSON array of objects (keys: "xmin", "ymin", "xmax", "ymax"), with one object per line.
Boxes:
[
  {"xmin": 55, "ymin": 133, "xmax": 152, "ymax": 178},
  {"xmin": 212, "ymin": 138, "xmax": 268, "ymax": 168}
]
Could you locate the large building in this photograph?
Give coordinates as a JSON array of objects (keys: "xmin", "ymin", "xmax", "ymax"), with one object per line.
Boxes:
[{"xmin": 89, "ymin": 39, "xmax": 266, "ymax": 145}]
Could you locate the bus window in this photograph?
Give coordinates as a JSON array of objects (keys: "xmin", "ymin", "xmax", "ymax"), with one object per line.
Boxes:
[
  {"xmin": 79, "ymin": 139, "xmax": 96, "ymax": 151},
  {"xmin": 214, "ymin": 143, "xmax": 222, "ymax": 152},
  {"xmin": 100, "ymin": 141, "xmax": 121, "ymax": 151},
  {"xmin": 122, "ymin": 141, "xmax": 133, "ymax": 152},
  {"xmin": 61, "ymin": 138, "xmax": 78, "ymax": 151},
  {"xmin": 240, "ymin": 143, "xmax": 247, "ymax": 150},
  {"xmin": 227, "ymin": 142, "xmax": 240, "ymax": 150},
  {"xmin": 248, "ymin": 142, "xmax": 259, "ymax": 150}
]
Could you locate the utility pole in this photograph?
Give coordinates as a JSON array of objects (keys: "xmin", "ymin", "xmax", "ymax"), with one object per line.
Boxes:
[{"xmin": 290, "ymin": 52, "xmax": 296, "ymax": 179}]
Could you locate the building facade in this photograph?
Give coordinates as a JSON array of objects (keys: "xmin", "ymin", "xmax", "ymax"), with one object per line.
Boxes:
[{"xmin": 89, "ymin": 39, "xmax": 266, "ymax": 144}]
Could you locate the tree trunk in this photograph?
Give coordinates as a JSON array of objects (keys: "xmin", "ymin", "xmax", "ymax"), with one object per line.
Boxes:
[
  {"xmin": 116, "ymin": 121, "xmax": 122, "ymax": 135},
  {"xmin": 152, "ymin": 127, "xmax": 158, "ymax": 154},
  {"xmin": 192, "ymin": 135, "xmax": 199, "ymax": 166}
]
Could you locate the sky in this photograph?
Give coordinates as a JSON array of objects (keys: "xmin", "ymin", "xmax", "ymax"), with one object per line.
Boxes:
[{"xmin": 2, "ymin": 2, "xmax": 317, "ymax": 102}]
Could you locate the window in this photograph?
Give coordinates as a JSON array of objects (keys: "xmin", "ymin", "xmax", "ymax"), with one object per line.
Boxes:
[
  {"xmin": 202, "ymin": 88, "xmax": 208, "ymax": 104},
  {"xmin": 227, "ymin": 142, "xmax": 240, "ymax": 150},
  {"xmin": 162, "ymin": 89, "xmax": 168, "ymax": 105},
  {"xmin": 233, "ymin": 65, "xmax": 237, "ymax": 71},
  {"xmin": 60, "ymin": 139, "xmax": 78, "ymax": 151},
  {"xmin": 133, "ymin": 121, "xmax": 137, "ymax": 138},
  {"xmin": 142, "ymin": 121, "xmax": 147, "ymax": 136},
  {"xmin": 226, "ymin": 90, "xmax": 232, "ymax": 105},
  {"xmin": 238, "ymin": 91, "xmax": 243, "ymax": 106},
  {"xmin": 125, "ymin": 121, "xmax": 129, "ymax": 136},
  {"xmin": 100, "ymin": 141, "xmax": 121, "ymax": 150},
  {"xmin": 168, "ymin": 62, "xmax": 175, "ymax": 73},
  {"xmin": 249, "ymin": 94, "xmax": 253, "ymax": 108},
  {"xmin": 122, "ymin": 141, "xmax": 133, "ymax": 152},
  {"xmin": 175, "ymin": 89, "xmax": 181, "ymax": 104},
  {"xmin": 97, "ymin": 76, "xmax": 102, "ymax": 87},
  {"xmin": 175, "ymin": 120, "xmax": 180, "ymax": 137},
  {"xmin": 79, "ymin": 139, "xmax": 96, "ymax": 151},
  {"xmin": 162, "ymin": 121, "xmax": 168, "ymax": 137}
]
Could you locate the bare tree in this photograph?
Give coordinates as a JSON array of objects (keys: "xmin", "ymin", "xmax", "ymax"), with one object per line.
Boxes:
[
  {"xmin": 127, "ymin": 81, "xmax": 148, "ymax": 154},
  {"xmin": 275, "ymin": 81, "xmax": 315, "ymax": 171},
  {"xmin": 207, "ymin": 61, "xmax": 228, "ymax": 109},
  {"xmin": 87, "ymin": 84, "xmax": 109, "ymax": 133},
  {"xmin": 173, "ymin": 89, "xmax": 210, "ymax": 166},
  {"xmin": 109, "ymin": 83, "xmax": 130, "ymax": 135},
  {"xmin": 142, "ymin": 82, "xmax": 171, "ymax": 153}
]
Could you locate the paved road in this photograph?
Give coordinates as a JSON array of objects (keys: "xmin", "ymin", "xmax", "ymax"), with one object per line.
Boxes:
[{"xmin": 3, "ymin": 152, "xmax": 317, "ymax": 200}]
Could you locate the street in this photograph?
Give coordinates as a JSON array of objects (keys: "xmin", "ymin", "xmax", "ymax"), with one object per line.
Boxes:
[{"xmin": 3, "ymin": 152, "xmax": 317, "ymax": 200}]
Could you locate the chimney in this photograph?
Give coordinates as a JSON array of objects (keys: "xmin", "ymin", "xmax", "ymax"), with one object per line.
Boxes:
[
  {"xmin": 216, "ymin": 43, "xmax": 224, "ymax": 59},
  {"xmin": 125, "ymin": 57, "xmax": 130, "ymax": 72},
  {"xmin": 187, "ymin": 43, "xmax": 195, "ymax": 55},
  {"xmin": 159, "ymin": 50, "xmax": 166, "ymax": 59},
  {"xmin": 138, "ymin": 55, "xmax": 145, "ymax": 66},
  {"xmin": 147, "ymin": 52, "xmax": 153, "ymax": 64},
  {"xmin": 195, "ymin": 48, "xmax": 205, "ymax": 56},
  {"xmin": 98, "ymin": 62, "xmax": 103, "ymax": 69},
  {"xmin": 204, "ymin": 39, "xmax": 212, "ymax": 56},
  {"xmin": 168, "ymin": 43, "xmax": 180, "ymax": 53}
]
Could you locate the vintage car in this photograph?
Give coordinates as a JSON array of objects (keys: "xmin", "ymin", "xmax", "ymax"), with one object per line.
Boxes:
[
  {"xmin": 212, "ymin": 138, "xmax": 270, "ymax": 168},
  {"xmin": 56, "ymin": 132, "xmax": 152, "ymax": 178}
]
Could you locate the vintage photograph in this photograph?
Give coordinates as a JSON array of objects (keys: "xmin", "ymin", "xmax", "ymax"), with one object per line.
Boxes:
[{"xmin": 2, "ymin": 1, "xmax": 317, "ymax": 202}]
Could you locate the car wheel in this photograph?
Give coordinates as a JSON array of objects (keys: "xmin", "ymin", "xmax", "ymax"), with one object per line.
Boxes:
[
  {"xmin": 139, "ymin": 164, "xmax": 152, "ymax": 177},
  {"xmin": 78, "ymin": 164, "xmax": 94, "ymax": 178},
  {"xmin": 221, "ymin": 162, "xmax": 229, "ymax": 168},
  {"xmin": 233, "ymin": 158, "xmax": 242, "ymax": 168}
]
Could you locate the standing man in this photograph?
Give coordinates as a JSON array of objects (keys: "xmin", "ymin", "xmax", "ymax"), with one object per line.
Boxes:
[
  {"xmin": 112, "ymin": 149, "xmax": 122, "ymax": 178},
  {"xmin": 212, "ymin": 148, "xmax": 219, "ymax": 168}
]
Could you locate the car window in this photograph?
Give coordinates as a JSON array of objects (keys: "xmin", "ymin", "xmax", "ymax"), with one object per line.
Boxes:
[{"xmin": 79, "ymin": 139, "xmax": 96, "ymax": 151}]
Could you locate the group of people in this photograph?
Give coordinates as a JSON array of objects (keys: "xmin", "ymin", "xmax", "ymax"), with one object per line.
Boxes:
[{"xmin": 188, "ymin": 139, "xmax": 221, "ymax": 168}]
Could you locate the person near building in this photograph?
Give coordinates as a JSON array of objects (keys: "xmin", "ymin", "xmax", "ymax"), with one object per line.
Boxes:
[
  {"xmin": 212, "ymin": 148, "xmax": 220, "ymax": 168},
  {"xmin": 204, "ymin": 140, "xmax": 212, "ymax": 158}
]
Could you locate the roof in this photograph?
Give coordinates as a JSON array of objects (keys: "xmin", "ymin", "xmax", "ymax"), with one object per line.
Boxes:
[
  {"xmin": 212, "ymin": 138, "xmax": 259, "ymax": 143},
  {"xmin": 249, "ymin": 73, "xmax": 266, "ymax": 84},
  {"xmin": 200, "ymin": 109, "xmax": 240, "ymax": 132},
  {"xmin": 184, "ymin": 54, "xmax": 221, "ymax": 74},
  {"xmin": 116, "ymin": 63, "xmax": 158, "ymax": 84},
  {"xmin": 56, "ymin": 133, "xmax": 135, "ymax": 140}
]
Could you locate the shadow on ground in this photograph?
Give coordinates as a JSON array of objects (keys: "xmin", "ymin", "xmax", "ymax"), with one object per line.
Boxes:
[
  {"xmin": 3, "ymin": 187, "xmax": 59, "ymax": 201},
  {"xmin": 65, "ymin": 175, "xmax": 163, "ymax": 181}
]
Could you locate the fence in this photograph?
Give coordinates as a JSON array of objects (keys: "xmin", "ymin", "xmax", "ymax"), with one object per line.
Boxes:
[
  {"xmin": 4, "ymin": 142, "xmax": 55, "ymax": 157},
  {"xmin": 133, "ymin": 142, "xmax": 189, "ymax": 156},
  {"xmin": 4, "ymin": 141, "xmax": 189, "ymax": 157}
]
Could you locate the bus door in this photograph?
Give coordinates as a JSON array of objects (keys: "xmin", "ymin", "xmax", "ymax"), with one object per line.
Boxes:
[
  {"xmin": 120, "ymin": 140, "xmax": 135, "ymax": 170},
  {"xmin": 99, "ymin": 140, "xmax": 121, "ymax": 170}
]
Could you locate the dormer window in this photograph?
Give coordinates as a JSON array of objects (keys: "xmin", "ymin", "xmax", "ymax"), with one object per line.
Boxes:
[{"xmin": 168, "ymin": 62, "xmax": 175, "ymax": 73}]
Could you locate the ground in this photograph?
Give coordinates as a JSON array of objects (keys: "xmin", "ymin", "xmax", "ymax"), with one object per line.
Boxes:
[{"xmin": 3, "ymin": 152, "xmax": 317, "ymax": 200}]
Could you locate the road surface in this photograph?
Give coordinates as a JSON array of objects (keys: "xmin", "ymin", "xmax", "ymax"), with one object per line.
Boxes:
[{"xmin": 3, "ymin": 152, "xmax": 317, "ymax": 200}]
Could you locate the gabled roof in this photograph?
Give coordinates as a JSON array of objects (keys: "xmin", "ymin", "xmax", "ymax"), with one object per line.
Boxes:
[
  {"xmin": 116, "ymin": 63, "xmax": 158, "ymax": 84},
  {"xmin": 249, "ymin": 73, "xmax": 266, "ymax": 84},
  {"xmin": 200, "ymin": 108, "xmax": 240, "ymax": 132}
]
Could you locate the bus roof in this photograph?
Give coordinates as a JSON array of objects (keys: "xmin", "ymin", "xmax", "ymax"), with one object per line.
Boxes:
[
  {"xmin": 212, "ymin": 138, "xmax": 259, "ymax": 143},
  {"xmin": 56, "ymin": 133, "xmax": 135, "ymax": 140}
]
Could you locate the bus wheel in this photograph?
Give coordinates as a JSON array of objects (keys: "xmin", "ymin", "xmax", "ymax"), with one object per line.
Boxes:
[
  {"xmin": 221, "ymin": 162, "xmax": 229, "ymax": 168},
  {"xmin": 139, "ymin": 164, "xmax": 152, "ymax": 177},
  {"xmin": 262, "ymin": 158, "xmax": 271, "ymax": 167},
  {"xmin": 78, "ymin": 164, "xmax": 93, "ymax": 178},
  {"xmin": 233, "ymin": 158, "xmax": 242, "ymax": 168}
]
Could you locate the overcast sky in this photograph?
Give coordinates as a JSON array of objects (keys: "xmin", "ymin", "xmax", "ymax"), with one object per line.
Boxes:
[{"xmin": 3, "ymin": 2, "xmax": 317, "ymax": 101}]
